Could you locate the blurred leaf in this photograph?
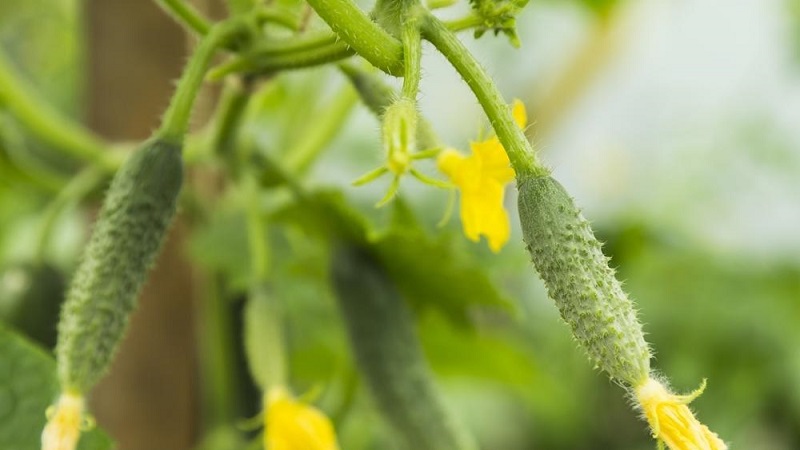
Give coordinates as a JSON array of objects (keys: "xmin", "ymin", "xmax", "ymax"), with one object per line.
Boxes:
[
  {"xmin": 273, "ymin": 190, "xmax": 511, "ymax": 325},
  {"xmin": 0, "ymin": 261, "xmax": 64, "ymax": 348},
  {"xmin": 0, "ymin": 0, "xmax": 82, "ymax": 114},
  {"xmin": 189, "ymin": 208, "xmax": 252, "ymax": 292},
  {"xmin": 0, "ymin": 326, "xmax": 113, "ymax": 450}
]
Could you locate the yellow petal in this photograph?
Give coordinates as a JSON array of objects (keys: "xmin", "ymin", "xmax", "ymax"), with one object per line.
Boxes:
[
  {"xmin": 470, "ymin": 139, "xmax": 515, "ymax": 184},
  {"xmin": 265, "ymin": 387, "xmax": 339, "ymax": 450},
  {"xmin": 436, "ymin": 148, "xmax": 466, "ymax": 181},
  {"xmin": 458, "ymin": 182, "xmax": 510, "ymax": 252},
  {"xmin": 635, "ymin": 378, "xmax": 727, "ymax": 450},
  {"xmin": 511, "ymin": 99, "xmax": 527, "ymax": 129},
  {"xmin": 41, "ymin": 392, "xmax": 84, "ymax": 450}
]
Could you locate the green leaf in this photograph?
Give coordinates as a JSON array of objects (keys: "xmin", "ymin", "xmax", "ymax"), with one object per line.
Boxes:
[
  {"xmin": 271, "ymin": 190, "xmax": 371, "ymax": 245},
  {"xmin": 188, "ymin": 208, "xmax": 252, "ymax": 291},
  {"xmin": 274, "ymin": 190, "xmax": 511, "ymax": 325},
  {"xmin": 0, "ymin": 326, "xmax": 113, "ymax": 450}
]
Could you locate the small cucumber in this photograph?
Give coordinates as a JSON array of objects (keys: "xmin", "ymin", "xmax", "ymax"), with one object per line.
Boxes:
[
  {"xmin": 56, "ymin": 139, "xmax": 183, "ymax": 393},
  {"xmin": 517, "ymin": 175, "xmax": 650, "ymax": 386},
  {"xmin": 331, "ymin": 245, "xmax": 475, "ymax": 450}
]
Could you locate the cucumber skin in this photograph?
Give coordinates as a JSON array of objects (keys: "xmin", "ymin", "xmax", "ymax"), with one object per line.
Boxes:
[
  {"xmin": 517, "ymin": 176, "xmax": 650, "ymax": 386},
  {"xmin": 56, "ymin": 139, "xmax": 183, "ymax": 393},
  {"xmin": 331, "ymin": 245, "xmax": 475, "ymax": 450}
]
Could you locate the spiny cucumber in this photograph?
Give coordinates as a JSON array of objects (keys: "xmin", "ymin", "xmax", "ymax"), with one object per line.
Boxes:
[
  {"xmin": 517, "ymin": 175, "xmax": 650, "ymax": 386},
  {"xmin": 330, "ymin": 245, "xmax": 475, "ymax": 450},
  {"xmin": 56, "ymin": 139, "xmax": 183, "ymax": 394}
]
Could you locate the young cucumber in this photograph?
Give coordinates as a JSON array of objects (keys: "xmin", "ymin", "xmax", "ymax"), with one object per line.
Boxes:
[
  {"xmin": 331, "ymin": 245, "xmax": 475, "ymax": 450},
  {"xmin": 517, "ymin": 175, "xmax": 650, "ymax": 386},
  {"xmin": 56, "ymin": 139, "xmax": 183, "ymax": 394}
]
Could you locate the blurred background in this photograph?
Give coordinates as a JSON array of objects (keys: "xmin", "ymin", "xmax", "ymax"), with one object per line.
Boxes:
[{"xmin": 1, "ymin": 0, "xmax": 799, "ymax": 449}]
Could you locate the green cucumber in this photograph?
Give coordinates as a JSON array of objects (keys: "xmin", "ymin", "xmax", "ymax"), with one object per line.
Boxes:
[
  {"xmin": 517, "ymin": 175, "xmax": 650, "ymax": 386},
  {"xmin": 331, "ymin": 245, "xmax": 475, "ymax": 450},
  {"xmin": 56, "ymin": 139, "xmax": 183, "ymax": 393}
]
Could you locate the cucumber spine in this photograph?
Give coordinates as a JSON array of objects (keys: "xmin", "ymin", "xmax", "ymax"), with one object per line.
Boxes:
[{"xmin": 517, "ymin": 175, "xmax": 650, "ymax": 386}]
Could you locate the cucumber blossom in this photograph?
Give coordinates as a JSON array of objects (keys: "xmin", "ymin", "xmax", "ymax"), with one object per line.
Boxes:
[
  {"xmin": 517, "ymin": 175, "xmax": 650, "ymax": 386},
  {"xmin": 331, "ymin": 245, "xmax": 475, "ymax": 450},
  {"xmin": 56, "ymin": 139, "xmax": 183, "ymax": 393}
]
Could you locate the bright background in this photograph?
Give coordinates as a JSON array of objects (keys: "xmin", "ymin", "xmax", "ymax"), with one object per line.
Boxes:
[{"xmin": 1, "ymin": 0, "xmax": 799, "ymax": 449}]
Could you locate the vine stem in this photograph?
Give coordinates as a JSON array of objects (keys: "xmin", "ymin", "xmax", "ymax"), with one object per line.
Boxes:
[
  {"xmin": 0, "ymin": 51, "xmax": 116, "ymax": 169},
  {"xmin": 35, "ymin": 168, "xmax": 107, "ymax": 262},
  {"xmin": 420, "ymin": 13, "xmax": 547, "ymax": 178},
  {"xmin": 303, "ymin": 0, "xmax": 404, "ymax": 75},
  {"xmin": 442, "ymin": 13, "xmax": 483, "ymax": 33},
  {"xmin": 400, "ymin": 9, "xmax": 423, "ymax": 100},
  {"xmin": 156, "ymin": 0, "xmax": 212, "ymax": 36},
  {"xmin": 158, "ymin": 21, "xmax": 245, "ymax": 142}
]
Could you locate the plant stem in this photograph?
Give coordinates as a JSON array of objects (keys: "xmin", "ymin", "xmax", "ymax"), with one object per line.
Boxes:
[
  {"xmin": 0, "ymin": 51, "xmax": 116, "ymax": 170},
  {"xmin": 158, "ymin": 22, "xmax": 244, "ymax": 142},
  {"xmin": 196, "ymin": 272, "xmax": 243, "ymax": 430},
  {"xmin": 156, "ymin": 0, "xmax": 212, "ymax": 36},
  {"xmin": 400, "ymin": 11, "xmax": 422, "ymax": 100},
  {"xmin": 208, "ymin": 32, "xmax": 355, "ymax": 79},
  {"xmin": 242, "ymin": 174, "xmax": 287, "ymax": 391},
  {"xmin": 304, "ymin": 0, "xmax": 404, "ymax": 75},
  {"xmin": 284, "ymin": 86, "xmax": 359, "ymax": 174},
  {"xmin": 443, "ymin": 13, "xmax": 483, "ymax": 33},
  {"xmin": 421, "ymin": 13, "xmax": 546, "ymax": 177},
  {"xmin": 35, "ymin": 168, "xmax": 107, "ymax": 262},
  {"xmin": 256, "ymin": 8, "xmax": 301, "ymax": 31},
  {"xmin": 339, "ymin": 63, "xmax": 441, "ymax": 149}
]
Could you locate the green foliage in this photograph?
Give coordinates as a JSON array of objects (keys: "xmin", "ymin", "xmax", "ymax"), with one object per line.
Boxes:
[
  {"xmin": 274, "ymin": 190, "xmax": 511, "ymax": 326},
  {"xmin": 0, "ymin": 261, "xmax": 64, "ymax": 348},
  {"xmin": 0, "ymin": 326, "xmax": 112, "ymax": 450},
  {"xmin": 468, "ymin": 0, "xmax": 528, "ymax": 47}
]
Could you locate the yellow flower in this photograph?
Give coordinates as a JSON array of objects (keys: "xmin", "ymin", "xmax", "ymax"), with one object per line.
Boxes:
[
  {"xmin": 635, "ymin": 377, "xmax": 727, "ymax": 450},
  {"xmin": 264, "ymin": 386, "xmax": 339, "ymax": 450},
  {"xmin": 437, "ymin": 100, "xmax": 526, "ymax": 252},
  {"xmin": 41, "ymin": 392, "xmax": 85, "ymax": 450}
]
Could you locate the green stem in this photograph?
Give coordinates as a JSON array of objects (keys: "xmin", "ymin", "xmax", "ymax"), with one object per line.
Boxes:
[
  {"xmin": 245, "ymin": 176, "xmax": 270, "ymax": 280},
  {"xmin": 304, "ymin": 0, "xmax": 404, "ymax": 75},
  {"xmin": 210, "ymin": 80, "xmax": 251, "ymax": 161},
  {"xmin": 283, "ymin": 86, "xmax": 358, "ymax": 174},
  {"xmin": 421, "ymin": 13, "xmax": 546, "ymax": 177},
  {"xmin": 35, "ymin": 168, "xmax": 107, "ymax": 262},
  {"xmin": 197, "ymin": 274, "xmax": 240, "ymax": 429},
  {"xmin": 158, "ymin": 22, "xmax": 243, "ymax": 141},
  {"xmin": 208, "ymin": 33, "xmax": 355, "ymax": 79},
  {"xmin": 443, "ymin": 13, "xmax": 483, "ymax": 33},
  {"xmin": 156, "ymin": 0, "xmax": 212, "ymax": 36},
  {"xmin": 0, "ymin": 51, "xmax": 115, "ymax": 170},
  {"xmin": 228, "ymin": 0, "xmax": 260, "ymax": 16},
  {"xmin": 0, "ymin": 116, "xmax": 68, "ymax": 191},
  {"xmin": 242, "ymin": 175, "xmax": 287, "ymax": 391},
  {"xmin": 339, "ymin": 62, "xmax": 441, "ymax": 149},
  {"xmin": 256, "ymin": 8, "xmax": 301, "ymax": 31},
  {"xmin": 400, "ymin": 12, "xmax": 422, "ymax": 100}
]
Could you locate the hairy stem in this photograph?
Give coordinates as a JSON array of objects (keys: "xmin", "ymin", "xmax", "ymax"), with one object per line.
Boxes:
[
  {"xmin": 304, "ymin": 0, "xmax": 404, "ymax": 75},
  {"xmin": 421, "ymin": 13, "xmax": 546, "ymax": 177}
]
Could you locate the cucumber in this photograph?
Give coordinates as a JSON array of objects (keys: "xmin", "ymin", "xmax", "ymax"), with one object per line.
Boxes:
[
  {"xmin": 56, "ymin": 139, "xmax": 183, "ymax": 393},
  {"xmin": 331, "ymin": 245, "xmax": 475, "ymax": 450},
  {"xmin": 517, "ymin": 175, "xmax": 650, "ymax": 386}
]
